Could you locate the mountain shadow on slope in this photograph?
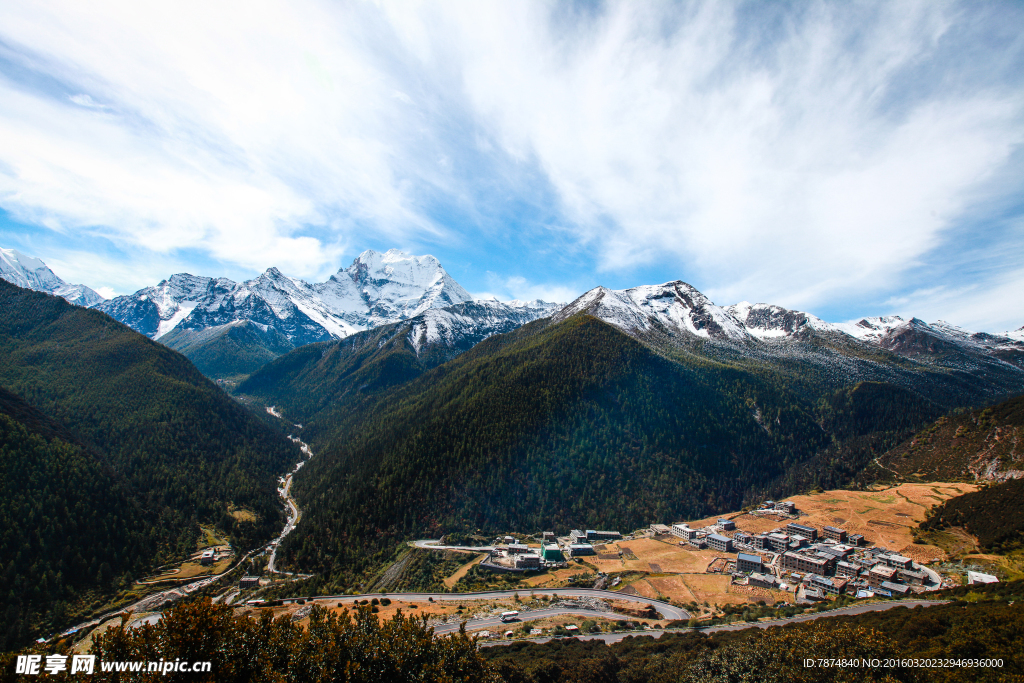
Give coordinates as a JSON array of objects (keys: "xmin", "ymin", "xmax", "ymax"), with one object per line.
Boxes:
[
  {"xmin": 756, "ymin": 381, "xmax": 946, "ymax": 496},
  {"xmin": 920, "ymin": 477, "xmax": 1024, "ymax": 552},
  {"xmin": 159, "ymin": 320, "xmax": 295, "ymax": 379},
  {"xmin": 236, "ymin": 314, "xmax": 486, "ymax": 442}
]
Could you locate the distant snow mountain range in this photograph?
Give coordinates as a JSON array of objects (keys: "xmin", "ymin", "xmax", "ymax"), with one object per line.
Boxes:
[
  {"xmin": 94, "ymin": 248, "xmax": 559, "ymax": 377},
  {"xmin": 557, "ymin": 281, "xmax": 1024, "ymax": 360},
  {"xmin": 95, "ymin": 249, "xmax": 511, "ymax": 345},
  {"xmin": 2, "ymin": 245, "xmax": 1022, "ymax": 380},
  {"xmin": 0, "ymin": 248, "xmax": 104, "ymax": 307}
]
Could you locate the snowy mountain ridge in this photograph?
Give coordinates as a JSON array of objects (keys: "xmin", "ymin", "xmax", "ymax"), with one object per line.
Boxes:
[
  {"xmin": 5, "ymin": 243, "xmax": 1021, "ymax": 379},
  {"xmin": 96, "ymin": 249, "xmax": 483, "ymax": 347},
  {"xmin": 0, "ymin": 248, "xmax": 105, "ymax": 307},
  {"xmin": 559, "ymin": 280, "xmax": 1024, "ymax": 365},
  {"xmin": 405, "ymin": 299, "xmax": 560, "ymax": 355}
]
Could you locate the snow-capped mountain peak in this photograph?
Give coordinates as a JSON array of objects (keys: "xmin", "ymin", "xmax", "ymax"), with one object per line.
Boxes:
[
  {"xmin": 556, "ymin": 281, "xmax": 748, "ymax": 341},
  {"xmin": 0, "ymin": 247, "xmax": 105, "ymax": 307},
  {"xmin": 96, "ymin": 250, "xmax": 542, "ymax": 354},
  {"xmin": 550, "ymin": 279, "xmax": 1024, "ymax": 374},
  {"xmin": 725, "ymin": 301, "xmax": 829, "ymax": 339},
  {"xmin": 350, "ymin": 249, "xmax": 446, "ymax": 287},
  {"xmin": 338, "ymin": 249, "xmax": 473, "ymax": 326}
]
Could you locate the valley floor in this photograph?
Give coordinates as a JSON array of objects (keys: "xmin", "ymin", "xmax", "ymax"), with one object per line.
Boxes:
[{"xmin": 402, "ymin": 482, "xmax": 988, "ymax": 620}]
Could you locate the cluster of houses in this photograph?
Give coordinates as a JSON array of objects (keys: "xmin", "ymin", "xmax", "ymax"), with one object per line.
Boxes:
[
  {"xmin": 651, "ymin": 501, "xmax": 939, "ymax": 601},
  {"xmin": 475, "ymin": 500, "xmax": 959, "ymax": 600},
  {"xmin": 725, "ymin": 516, "xmax": 934, "ymax": 600},
  {"xmin": 483, "ymin": 529, "xmax": 624, "ymax": 572},
  {"xmin": 742, "ymin": 521, "xmax": 932, "ymax": 599}
]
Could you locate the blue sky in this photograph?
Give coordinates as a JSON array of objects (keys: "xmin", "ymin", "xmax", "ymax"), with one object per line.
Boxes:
[{"xmin": 1, "ymin": 1, "xmax": 1022, "ymax": 331}]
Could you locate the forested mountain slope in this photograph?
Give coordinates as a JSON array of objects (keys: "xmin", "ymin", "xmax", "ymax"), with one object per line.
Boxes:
[
  {"xmin": 876, "ymin": 393, "xmax": 1024, "ymax": 481},
  {"xmin": 0, "ymin": 280, "xmax": 300, "ymax": 547},
  {"xmin": 0, "ymin": 387, "xmax": 170, "ymax": 650},
  {"xmin": 242, "ymin": 308, "xmax": 1024, "ymax": 589},
  {"xmin": 158, "ymin": 319, "xmax": 295, "ymax": 379},
  {"xmin": 920, "ymin": 477, "xmax": 1024, "ymax": 552},
  {"xmin": 236, "ymin": 301, "xmax": 553, "ymax": 443},
  {"xmin": 0, "ymin": 280, "xmax": 301, "ymax": 647}
]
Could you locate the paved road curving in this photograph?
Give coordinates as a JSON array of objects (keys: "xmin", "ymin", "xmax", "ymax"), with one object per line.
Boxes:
[
  {"xmin": 433, "ymin": 608, "xmax": 633, "ymax": 635},
  {"xmin": 413, "ymin": 539, "xmax": 497, "ymax": 552},
  {"xmin": 325, "ymin": 589, "xmax": 690, "ymax": 620},
  {"xmin": 478, "ymin": 599, "xmax": 948, "ymax": 647}
]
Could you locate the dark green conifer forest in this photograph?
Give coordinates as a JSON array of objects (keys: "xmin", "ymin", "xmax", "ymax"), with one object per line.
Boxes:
[
  {"xmin": 240, "ymin": 312, "xmax": 1016, "ymax": 590},
  {"xmin": 0, "ymin": 280, "xmax": 301, "ymax": 648}
]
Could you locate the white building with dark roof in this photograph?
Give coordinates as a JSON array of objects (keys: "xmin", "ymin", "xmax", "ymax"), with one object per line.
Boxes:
[
  {"xmin": 736, "ymin": 552, "xmax": 763, "ymax": 573},
  {"xmin": 707, "ymin": 533, "xmax": 733, "ymax": 552}
]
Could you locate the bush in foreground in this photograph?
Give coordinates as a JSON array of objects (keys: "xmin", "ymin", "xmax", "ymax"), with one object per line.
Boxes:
[{"xmin": 2, "ymin": 598, "xmax": 496, "ymax": 683}]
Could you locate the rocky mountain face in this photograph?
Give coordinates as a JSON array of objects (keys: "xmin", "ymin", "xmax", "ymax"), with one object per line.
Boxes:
[
  {"xmin": 0, "ymin": 248, "xmax": 104, "ymax": 307},
  {"xmin": 96, "ymin": 249, "xmax": 475, "ymax": 344},
  {"xmin": 558, "ymin": 280, "xmax": 1024, "ymax": 385},
  {"xmin": 96, "ymin": 249, "xmax": 558, "ymax": 378}
]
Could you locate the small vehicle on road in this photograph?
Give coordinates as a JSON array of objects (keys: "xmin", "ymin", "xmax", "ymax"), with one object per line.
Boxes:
[{"xmin": 499, "ymin": 611, "xmax": 519, "ymax": 622}]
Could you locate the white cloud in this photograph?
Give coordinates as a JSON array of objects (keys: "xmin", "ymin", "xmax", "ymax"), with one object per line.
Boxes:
[
  {"xmin": 0, "ymin": 0, "xmax": 454, "ymax": 279},
  {"xmin": 444, "ymin": 2, "xmax": 1024, "ymax": 309},
  {"xmin": 0, "ymin": 1, "xmax": 1021, "ymax": 327},
  {"xmin": 879, "ymin": 268, "xmax": 1024, "ymax": 333},
  {"xmin": 42, "ymin": 249, "xmax": 198, "ymax": 296},
  {"xmin": 484, "ymin": 272, "xmax": 578, "ymax": 304}
]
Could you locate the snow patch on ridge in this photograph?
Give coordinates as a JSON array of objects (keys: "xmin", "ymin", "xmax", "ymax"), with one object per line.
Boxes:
[
  {"xmin": 97, "ymin": 249, "xmax": 554, "ymax": 352},
  {"xmin": 559, "ymin": 282, "xmax": 748, "ymax": 341},
  {"xmin": 156, "ymin": 301, "xmax": 198, "ymax": 339}
]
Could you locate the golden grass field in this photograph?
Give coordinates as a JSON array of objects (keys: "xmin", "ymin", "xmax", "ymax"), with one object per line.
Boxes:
[
  {"xmin": 443, "ymin": 553, "xmax": 487, "ymax": 589},
  {"xmin": 781, "ymin": 482, "xmax": 977, "ymax": 561},
  {"xmin": 589, "ymin": 538, "xmax": 721, "ymax": 574},
  {"xmin": 135, "ymin": 555, "xmax": 233, "ymax": 586},
  {"xmin": 519, "ymin": 566, "xmax": 590, "ymax": 587},
  {"xmin": 575, "ymin": 483, "xmax": 976, "ymax": 607}
]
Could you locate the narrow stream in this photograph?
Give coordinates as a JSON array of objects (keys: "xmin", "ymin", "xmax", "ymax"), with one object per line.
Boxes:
[{"xmin": 265, "ymin": 406, "xmax": 315, "ymax": 575}]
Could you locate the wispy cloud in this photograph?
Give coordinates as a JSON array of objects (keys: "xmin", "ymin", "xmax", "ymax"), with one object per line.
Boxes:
[
  {"xmin": 0, "ymin": 1, "xmax": 1021, "ymax": 329},
  {"xmin": 481, "ymin": 272, "xmax": 578, "ymax": 304},
  {"xmin": 880, "ymin": 266, "xmax": 1024, "ymax": 334},
  {"xmin": 0, "ymin": 0, "xmax": 458, "ymax": 278},
  {"xmin": 449, "ymin": 2, "xmax": 1024, "ymax": 311}
]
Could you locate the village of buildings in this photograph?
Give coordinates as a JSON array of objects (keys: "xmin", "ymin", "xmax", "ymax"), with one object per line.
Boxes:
[{"xmin": 477, "ymin": 497, "xmax": 998, "ymax": 604}]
